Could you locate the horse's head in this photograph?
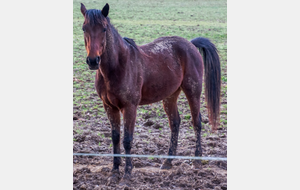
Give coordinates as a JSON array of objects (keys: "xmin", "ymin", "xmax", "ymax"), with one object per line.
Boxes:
[{"xmin": 80, "ymin": 3, "xmax": 109, "ymax": 70}]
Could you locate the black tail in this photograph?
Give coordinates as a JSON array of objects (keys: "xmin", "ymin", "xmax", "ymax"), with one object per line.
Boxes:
[{"xmin": 191, "ymin": 37, "xmax": 221, "ymax": 131}]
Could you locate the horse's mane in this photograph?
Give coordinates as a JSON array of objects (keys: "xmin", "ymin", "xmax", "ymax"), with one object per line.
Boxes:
[
  {"xmin": 123, "ymin": 37, "xmax": 150, "ymax": 57},
  {"xmin": 123, "ymin": 37, "xmax": 139, "ymax": 50}
]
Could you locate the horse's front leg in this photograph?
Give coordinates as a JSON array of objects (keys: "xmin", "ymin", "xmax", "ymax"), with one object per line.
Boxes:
[
  {"xmin": 103, "ymin": 104, "xmax": 121, "ymax": 181},
  {"xmin": 119, "ymin": 104, "xmax": 137, "ymax": 186}
]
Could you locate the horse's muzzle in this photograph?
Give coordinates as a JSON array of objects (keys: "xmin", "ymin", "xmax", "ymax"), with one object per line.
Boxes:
[{"xmin": 86, "ymin": 56, "xmax": 100, "ymax": 70}]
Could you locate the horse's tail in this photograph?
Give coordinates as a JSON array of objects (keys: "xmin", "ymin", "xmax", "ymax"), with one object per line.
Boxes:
[{"xmin": 191, "ymin": 37, "xmax": 221, "ymax": 132}]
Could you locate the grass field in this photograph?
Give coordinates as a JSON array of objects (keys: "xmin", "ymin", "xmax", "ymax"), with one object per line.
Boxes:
[{"xmin": 73, "ymin": 0, "xmax": 227, "ymax": 123}]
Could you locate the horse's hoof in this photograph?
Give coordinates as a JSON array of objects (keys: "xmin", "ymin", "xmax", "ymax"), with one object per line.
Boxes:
[
  {"xmin": 106, "ymin": 169, "xmax": 120, "ymax": 185},
  {"xmin": 106, "ymin": 175, "xmax": 119, "ymax": 186},
  {"xmin": 111, "ymin": 168, "xmax": 120, "ymax": 174},
  {"xmin": 192, "ymin": 160, "xmax": 202, "ymax": 170},
  {"xmin": 160, "ymin": 161, "xmax": 173, "ymax": 170},
  {"xmin": 119, "ymin": 174, "xmax": 131, "ymax": 187}
]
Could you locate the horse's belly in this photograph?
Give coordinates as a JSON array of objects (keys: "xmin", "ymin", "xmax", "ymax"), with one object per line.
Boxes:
[{"xmin": 139, "ymin": 71, "xmax": 182, "ymax": 105}]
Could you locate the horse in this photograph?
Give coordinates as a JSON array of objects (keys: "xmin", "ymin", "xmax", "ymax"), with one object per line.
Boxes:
[{"xmin": 80, "ymin": 3, "xmax": 221, "ymax": 185}]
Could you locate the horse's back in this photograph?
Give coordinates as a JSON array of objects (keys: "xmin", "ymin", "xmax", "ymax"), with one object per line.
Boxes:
[
  {"xmin": 141, "ymin": 36, "xmax": 203, "ymax": 73},
  {"xmin": 138, "ymin": 36, "xmax": 203, "ymax": 105}
]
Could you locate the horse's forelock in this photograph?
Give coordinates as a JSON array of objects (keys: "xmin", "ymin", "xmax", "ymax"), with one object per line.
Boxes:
[{"xmin": 85, "ymin": 9, "xmax": 108, "ymax": 26}]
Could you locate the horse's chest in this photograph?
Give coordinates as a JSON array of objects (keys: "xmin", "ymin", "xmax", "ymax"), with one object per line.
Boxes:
[{"xmin": 95, "ymin": 72, "xmax": 142, "ymax": 108}]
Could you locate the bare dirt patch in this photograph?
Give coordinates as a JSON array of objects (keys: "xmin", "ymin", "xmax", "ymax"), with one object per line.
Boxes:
[{"xmin": 73, "ymin": 92, "xmax": 227, "ymax": 189}]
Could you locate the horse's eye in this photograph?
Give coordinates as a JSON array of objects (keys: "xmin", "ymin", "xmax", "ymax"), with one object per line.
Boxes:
[{"xmin": 103, "ymin": 28, "xmax": 107, "ymax": 32}]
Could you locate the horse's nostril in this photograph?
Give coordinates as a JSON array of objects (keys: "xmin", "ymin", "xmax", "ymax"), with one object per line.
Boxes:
[
  {"xmin": 86, "ymin": 57, "xmax": 90, "ymax": 64},
  {"xmin": 96, "ymin": 56, "xmax": 100, "ymax": 64}
]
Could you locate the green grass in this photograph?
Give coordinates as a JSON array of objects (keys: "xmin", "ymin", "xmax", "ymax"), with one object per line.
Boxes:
[
  {"xmin": 184, "ymin": 115, "xmax": 191, "ymax": 120},
  {"xmin": 73, "ymin": 0, "xmax": 227, "ymax": 127}
]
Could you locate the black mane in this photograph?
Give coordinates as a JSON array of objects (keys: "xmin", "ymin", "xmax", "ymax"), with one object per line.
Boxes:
[{"xmin": 123, "ymin": 37, "xmax": 139, "ymax": 51}]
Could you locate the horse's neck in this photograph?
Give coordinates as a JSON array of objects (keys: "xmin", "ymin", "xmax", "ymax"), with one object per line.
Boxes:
[{"xmin": 99, "ymin": 28, "xmax": 129, "ymax": 81}]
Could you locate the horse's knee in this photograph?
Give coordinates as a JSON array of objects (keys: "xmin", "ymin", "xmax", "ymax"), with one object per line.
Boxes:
[
  {"xmin": 123, "ymin": 132, "xmax": 133, "ymax": 151},
  {"xmin": 123, "ymin": 139, "xmax": 132, "ymax": 150},
  {"xmin": 112, "ymin": 129, "xmax": 120, "ymax": 145}
]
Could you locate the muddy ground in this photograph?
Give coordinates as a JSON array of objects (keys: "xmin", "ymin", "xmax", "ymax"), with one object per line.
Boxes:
[{"xmin": 73, "ymin": 91, "xmax": 227, "ymax": 190}]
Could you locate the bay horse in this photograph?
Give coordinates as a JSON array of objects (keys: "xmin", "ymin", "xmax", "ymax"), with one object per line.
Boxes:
[{"xmin": 80, "ymin": 3, "xmax": 221, "ymax": 185}]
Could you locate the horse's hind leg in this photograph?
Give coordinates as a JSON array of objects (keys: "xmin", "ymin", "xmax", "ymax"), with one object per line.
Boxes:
[
  {"xmin": 161, "ymin": 88, "xmax": 181, "ymax": 170},
  {"xmin": 181, "ymin": 76, "xmax": 203, "ymax": 169}
]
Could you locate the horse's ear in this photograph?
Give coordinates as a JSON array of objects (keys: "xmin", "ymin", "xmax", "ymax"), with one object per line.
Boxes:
[
  {"xmin": 80, "ymin": 3, "xmax": 87, "ymax": 16},
  {"xmin": 101, "ymin": 3, "xmax": 109, "ymax": 17}
]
